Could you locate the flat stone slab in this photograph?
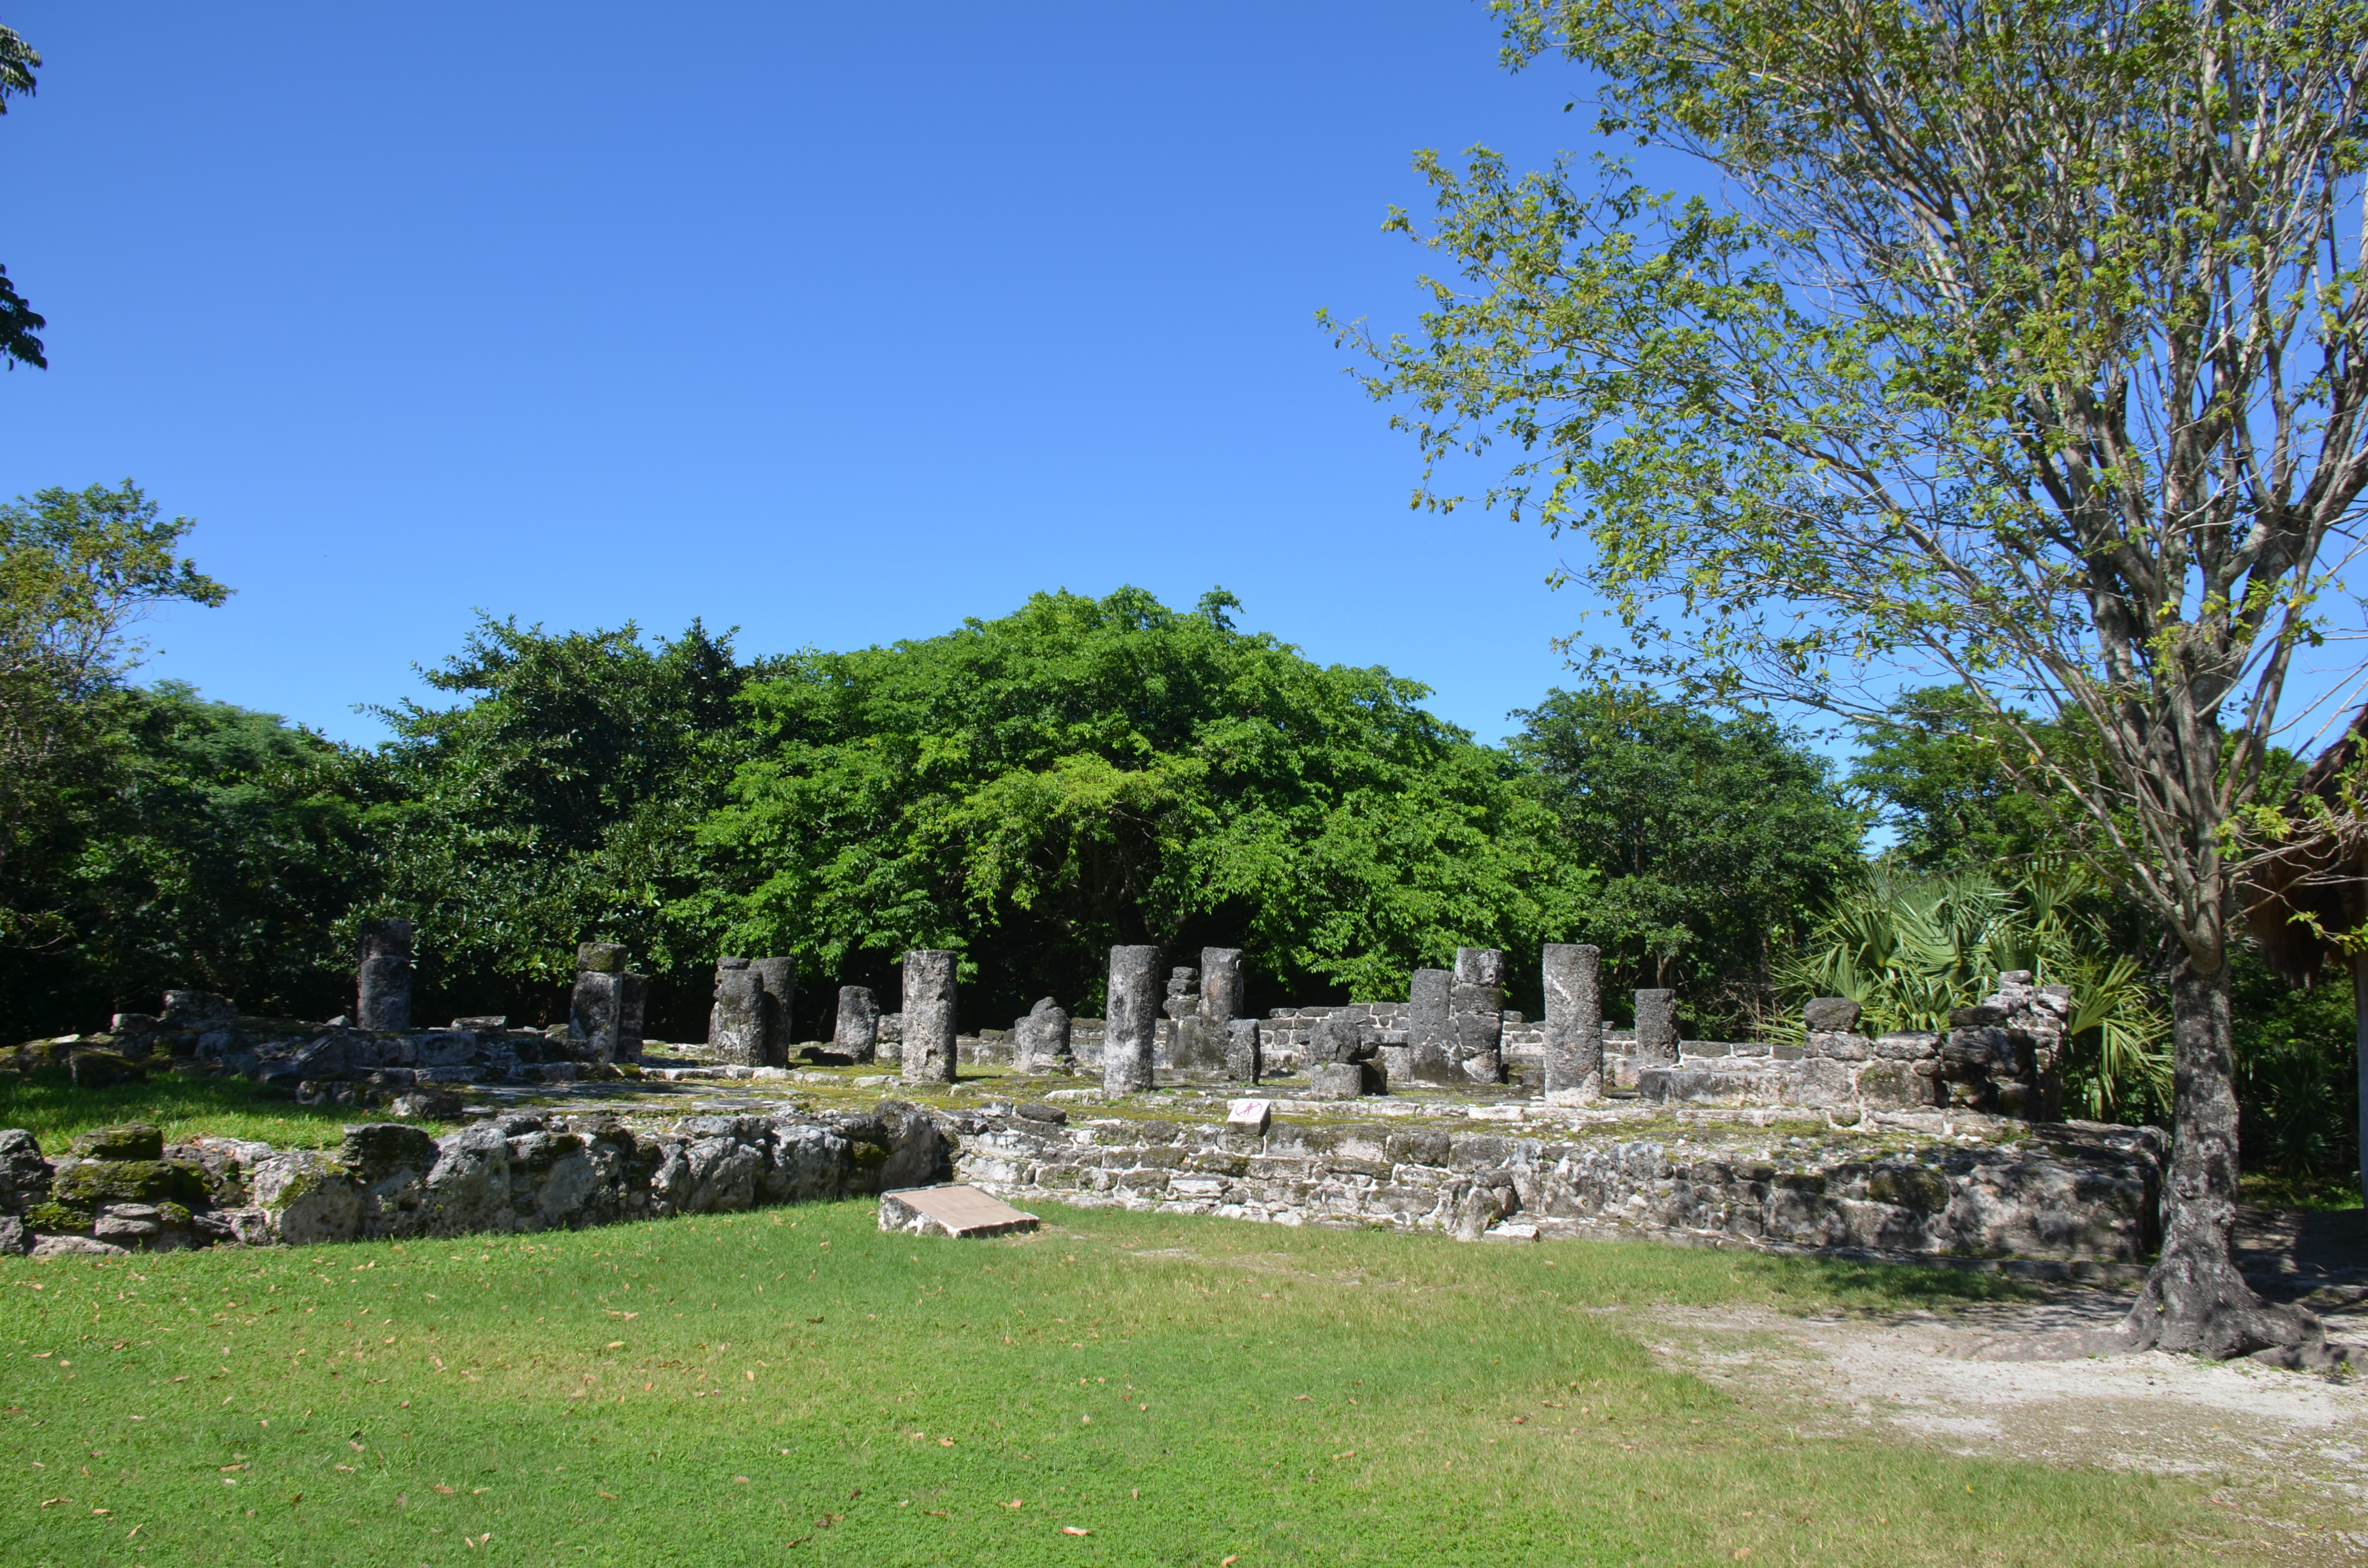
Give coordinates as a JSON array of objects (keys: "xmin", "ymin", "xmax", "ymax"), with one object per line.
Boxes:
[{"xmin": 879, "ymin": 1184, "xmax": 1040, "ymax": 1239}]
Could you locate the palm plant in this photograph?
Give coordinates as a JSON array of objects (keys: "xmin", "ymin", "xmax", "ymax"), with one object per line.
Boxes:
[{"xmin": 1775, "ymin": 859, "xmax": 2171, "ymax": 1121}]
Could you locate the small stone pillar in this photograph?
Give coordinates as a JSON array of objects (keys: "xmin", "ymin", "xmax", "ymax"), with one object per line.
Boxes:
[
  {"xmin": 1104, "ymin": 944, "xmax": 1161, "ymax": 1094},
  {"xmin": 571, "ymin": 941, "xmax": 633, "ymax": 1065},
  {"xmin": 357, "ymin": 918, "xmax": 415, "ymax": 1031},
  {"xmin": 833, "ymin": 985, "xmax": 880, "ymax": 1061},
  {"xmin": 1307, "ymin": 1012, "xmax": 1381, "ymax": 1097},
  {"xmin": 1404, "ymin": 968, "xmax": 1458, "ymax": 1085},
  {"xmin": 1198, "ymin": 948, "xmax": 1245, "ymax": 1023},
  {"xmin": 617, "ymin": 971, "xmax": 647, "ymax": 1062},
  {"xmin": 1542, "ymin": 943, "xmax": 1603, "ymax": 1101},
  {"xmin": 1452, "ymin": 947, "xmax": 1506, "ymax": 1084},
  {"xmin": 1225, "ymin": 1017, "xmax": 1262, "ymax": 1082},
  {"xmin": 1014, "ymin": 997, "xmax": 1073, "ymax": 1073},
  {"xmin": 711, "ymin": 957, "xmax": 767, "ymax": 1067},
  {"xmin": 1633, "ymin": 988, "xmax": 1679, "ymax": 1069},
  {"xmin": 901, "ymin": 950, "xmax": 959, "ymax": 1084},
  {"xmin": 750, "ymin": 957, "xmax": 795, "ymax": 1067}
]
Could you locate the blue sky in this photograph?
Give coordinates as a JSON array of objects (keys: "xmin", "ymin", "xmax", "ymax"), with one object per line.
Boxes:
[{"xmin": 0, "ymin": 2, "xmax": 1618, "ymax": 748}]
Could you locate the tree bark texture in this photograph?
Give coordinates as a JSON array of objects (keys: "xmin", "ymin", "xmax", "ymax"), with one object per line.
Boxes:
[{"xmin": 2123, "ymin": 955, "xmax": 2325, "ymax": 1358}]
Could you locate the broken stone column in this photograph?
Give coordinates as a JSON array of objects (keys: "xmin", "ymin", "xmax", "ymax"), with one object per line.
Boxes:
[
  {"xmin": 1942, "ymin": 973, "xmax": 2067, "ymax": 1120},
  {"xmin": 833, "ymin": 985, "xmax": 880, "ymax": 1062},
  {"xmin": 356, "ymin": 918, "xmax": 415, "ymax": 1031},
  {"xmin": 1404, "ymin": 967, "xmax": 1459, "ymax": 1085},
  {"xmin": 1452, "ymin": 947, "xmax": 1507, "ymax": 1084},
  {"xmin": 1633, "ymin": 988, "xmax": 1679, "ymax": 1069},
  {"xmin": 617, "ymin": 971, "xmax": 647, "ymax": 1062},
  {"xmin": 1542, "ymin": 943, "xmax": 1603, "ymax": 1101},
  {"xmin": 570, "ymin": 941, "xmax": 633, "ymax": 1064},
  {"xmin": 1198, "ymin": 948, "xmax": 1245, "ymax": 1024},
  {"xmin": 710, "ymin": 957, "xmax": 767, "ymax": 1068},
  {"xmin": 901, "ymin": 950, "xmax": 959, "ymax": 1085},
  {"xmin": 1307, "ymin": 1011, "xmax": 1382, "ymax": 1096},
  {"xmin": 749, "ymin": 958, "xmax": 794, "ymax": 1067},
  {"xmin": 1013, "ymin": 998, "xmax": 1073, "ymax": 1073},
  {"xmin": 1162, "ymin": 967, "xmax": 1200, "ymax": 1020},
  {"xmin": 1103, "ymin": 944, "xmax": 1161, "ymax": 1095},
  {"xmin": 1225, "ymin": 1017, "xmax": 1262, "ymax": 1082}
]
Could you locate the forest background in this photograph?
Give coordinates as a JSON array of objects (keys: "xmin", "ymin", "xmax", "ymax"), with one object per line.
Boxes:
[{"xmin": 2, "ymin": 481, "xmax": 2356, "ymax": 1201}]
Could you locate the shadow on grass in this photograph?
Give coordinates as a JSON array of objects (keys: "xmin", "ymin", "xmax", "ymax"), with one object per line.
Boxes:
[{"xmin": 0, "ymin": 1073, "xmax": 453, "ymax": 1150}]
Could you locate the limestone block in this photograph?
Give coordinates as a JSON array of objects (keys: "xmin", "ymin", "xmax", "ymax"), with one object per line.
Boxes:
[
  {"xmin": 1162, "ymin": 967, "xmax": 1201, "ymax": 1021},
  {"xmin": 576, "ymin": 942, "xmax": 629, "ymax": 974},
  {"xmin": 879, "ymin": 1184, "xmax": 1040, "ymax": 1238},
  {"xmin": 1227, "ymin": 1098, "xmax": 1272, "ymax": 1132},
  {"xmin": 1307, "ymin": 1062, "xmax": 1366, "ymax": 1100},
  {"xmin": 901, "ymin": 950, "xmax": 960, "ymax": 1085},
  {"xmin": 356, "ymin": 918, "xmax": 414, "ymax": 1031},
  {"xmin": 1809, "ymin": 1031, "xmax": 1874, "ymax": 1062},
  {"xmin": 1013, "ymin": 998, "xmax": 1072, "ymax": 1073},
  {"xmin": 834, "ymin": 986, "xmax": 881, "ymax": 1061},
  {"xmin": 1802, "ymin": 996, "xmax": 1861, "ymax": 1034},
  {"xmin": 1199, "ymin": 947, "xmax": 1246, "ymax": 1023},
  {"xmin": 1225, "ymin": 1017, "xmax": 1262, "ymax": 1082},
  {"xmin": 1169, "ymin": 1014, "xmax": 1231, "ymax": 1077},
  {"xmin": 1632, "ymin": 989, "xmax": 1679, "ymax": 1069},
  {"xmin": 570, "ymin": 970, "xmax": 630, "ymax": 1064},
  {"xmin": 1104, "ymin": 945, "xmax": 1161, "ymax": 1095},
  {"xmin": 1541, "ymin": 943, "xmax": 1603, "ymax": 1098},
  {"xmin": 250, "ymin": 1151, "xmax": 360, "ymax": 1245}
]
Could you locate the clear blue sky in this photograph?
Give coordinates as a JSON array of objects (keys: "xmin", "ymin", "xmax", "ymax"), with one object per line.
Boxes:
[{"xmin": 0, "ymin": 1, "xmax": 1616, "ymax": 748}]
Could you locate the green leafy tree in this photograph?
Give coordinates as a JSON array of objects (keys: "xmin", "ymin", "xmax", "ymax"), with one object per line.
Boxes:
[
  {"xmin": 1850, "ymin": 688, "xmax": 2069, "ymax": 872},
  {"xmin": 1, "ymin": 686, "xmax": 378, "ymax": 1030},
  {"xmin": 1508, "ymin": 682, "xmax": 1863, "ymax": 1028},
  {"xmin": 698, "ymin": 588, "xmax": 1590, "ymax": 1024},
  {"xmin": 371, "ymin": 616, "xmax": 749, "ymax": 1030},
  {"xmin": 1334, "ymin": 0, "xmax": 2366, "ymax": 1356},
  {"xmin": 0, "ymin": 482, "xmax": 228, "ymax": 950},
  {"xmin": 0, "ymin": 24, "xmax": 43, "ymax": 370}
]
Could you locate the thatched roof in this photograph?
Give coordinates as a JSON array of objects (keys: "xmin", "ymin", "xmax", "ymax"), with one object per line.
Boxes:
[{"xmin": 2244, "ymin": 702, "xmax": 2368, "ymax": 985}]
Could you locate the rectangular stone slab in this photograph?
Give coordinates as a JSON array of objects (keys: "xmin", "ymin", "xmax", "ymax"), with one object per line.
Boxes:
[{"xmin": 878, "ymin": 1184, "xmax": 1040, "ymax": 1239}]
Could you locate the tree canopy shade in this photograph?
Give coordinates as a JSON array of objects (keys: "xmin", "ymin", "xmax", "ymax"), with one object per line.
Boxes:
[
  {"xmin": 1335, "ymin": 0, "xmax": 2368, "ymax": 1355},
  {"xmin": 0, "ymin": 25, "xmax": 41, "ymax": 371},
  {"xmin": 1508, "ymin": 684, "xmax": 1863, "ymax": 1024},
  {"xmin": 695, "ymin": 588, "xmax": 1595, "ymax": 1024}
]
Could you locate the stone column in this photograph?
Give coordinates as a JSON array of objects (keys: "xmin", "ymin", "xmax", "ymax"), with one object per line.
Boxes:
[
  {"xmin": 750, "ymin": 957, "xmax": 795, "ymax": 1067},
  {"xmin": 1542, "ymin": 943, "xmax": 1602, "ymax": 1101},
  {"xmin": 1405, "ymin": 968, "xmax": 1458, "ymax": 1085},
  {"xmin": 1014, "ymin": 998, "xmax": 1073, "ymax": 1073},
  {"xmin": 617, "ymin": 971, "xmax": 647, "ymax": 1063},
  {"xmin": 571, "ymin": 941, "xmax": 630, "ymax": 1064},
  {"xmin": 1452, "ymin": 947, "xmax": 1506, "ymax": 1084},
  {"xmin": 833, "ymin": 985, "xmax": 880, "ymax": 1062},
  {"xmin": 1225, "ymin": 1017, "xmax": 1262, "ymax": 1083},
  {"xmin": 901, "ymin": 950, "xmax": 959, "ymax": 1084},
  {"xmin": 711, "ymin": 957, "xmax": 766, "ymax": 1067},
  {"xmin": 1198, "ymin": 948, "xmax": 1245, "ymax": 1023},
  {"xmin": 356, "ymin": 918, "xmax": 415, "ymax": 1031},
  {"xmin": 1633, "ymin": 988, "xmax": 1679, "ymax": 1069},
  {"xmin": 1103, "ymin": 944, "xmax": 1160, "ymax": 1095}
]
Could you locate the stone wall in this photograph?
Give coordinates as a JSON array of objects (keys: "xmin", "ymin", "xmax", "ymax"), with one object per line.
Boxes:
[
  {"xmin": 954, "ymin": 1105, "xmax": 2165, "ymax": 1265},
  {"xmin": 0, "ymin": 1105, "xmax": 953, "ymax": 1258}
]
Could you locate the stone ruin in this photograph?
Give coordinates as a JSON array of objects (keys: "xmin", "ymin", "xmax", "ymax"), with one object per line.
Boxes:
[{"xmin": 0, "ymin": 922, "xmax": 2126, "ymax": 1273}]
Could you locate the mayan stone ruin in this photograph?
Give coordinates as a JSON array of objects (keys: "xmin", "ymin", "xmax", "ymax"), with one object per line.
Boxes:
[{"xmin": 0, "ymin": 925, "xmax": 2160, "ymax": 1275}]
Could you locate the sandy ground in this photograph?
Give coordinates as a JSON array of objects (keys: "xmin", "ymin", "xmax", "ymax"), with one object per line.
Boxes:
[{"xmin": 1634, "ymin": 1280, "xmax": 2368, "ymax": 1561}]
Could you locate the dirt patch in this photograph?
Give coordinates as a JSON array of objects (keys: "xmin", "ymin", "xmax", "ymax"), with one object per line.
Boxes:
[{"xmin": 1638, "ymin": 1288, "xmax": 2368, "ymax": 1560}]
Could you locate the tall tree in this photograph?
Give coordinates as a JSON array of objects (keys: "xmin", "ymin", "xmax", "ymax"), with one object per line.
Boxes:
[
  {"xmin": 1333, "ymin": 0, "xmax": 2367, "ymax": 1355},
  {"xmin": 0, "ymin": 24, "xmax": 44, "ymax": 370}
]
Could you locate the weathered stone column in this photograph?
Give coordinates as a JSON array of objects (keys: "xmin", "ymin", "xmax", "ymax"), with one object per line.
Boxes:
[
  {"xmin": 1225, "ymin": 1017, "xmax": 1262, "ymax": 1082},
  {"xmin": 1633, "ymin": 988, "xmax": 1679, "ymax": 1069},
  {"xmin": 1452, "ymin": 947, "xmax": 1507, "ymax": 1084},
  {"xmin": 711, "ymin": 957, "xmax": 766, "ymax": 1067},
  {"xmin": 356, "ymin": 918, "xmax": 414, "ymax": 1031},
  {"xmin": 750, "ymin": 957, "xmax": 795, "ymax": 1067},
  {"xmin": 901, "ymin": 950, "xmax": 959, "ymax": 1084},
  {"xmin": 1103, "ymin": 944, "xmax": 1160, "ymax": 1094},
  {"xmin": 617, "ymin": 971, "xmax": 647, "ymax": 1063},
  {"xmin": 1405, "ymin": 968, "xmax": 1458, "ymax": 1085},
  {"xmin": 571, "ymin": 941, "xmax": 630, "ymax": 1064},
  {"xmin": 1542, "ymin": 943, "xmax": 1602, "ymax": 1101},
  {"xmin": 1198, "ymin": 948, "xmax": 1245, "ymax": 1023},
  {"xmin": 833, "ymin": 985, "xmax": 880, "ymax": 1062},
  {"xmin": 1014, "ymin": 998, "xmax": 1073, "ymax": 1073}
]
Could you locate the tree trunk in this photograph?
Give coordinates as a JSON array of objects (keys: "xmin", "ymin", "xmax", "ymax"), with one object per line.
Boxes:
[
  {"xmin": 2355, "ymin": 951, "xmax": 2368, "ymax": 1214},
  {"xmin": 2123, "ymin": 952, "xmax": 2326, "ymax": 1357}
]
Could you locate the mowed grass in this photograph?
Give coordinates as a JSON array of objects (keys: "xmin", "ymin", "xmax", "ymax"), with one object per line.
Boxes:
[
  {"xmin": 0, "ymin": 1075, "xmax": 456, "ymax": 1152},
  {"xmin": 1, "ymin": 1200, "xmax": 2232, "ymax": 1567}
]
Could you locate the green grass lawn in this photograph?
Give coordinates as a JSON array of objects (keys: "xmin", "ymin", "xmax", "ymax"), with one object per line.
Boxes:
[
  {"xmin": 0, "ymin": 1199, "xmax": 2254, "ymax": 1568},
  {"xmin": 0, "ymin": 1075, "xmax": 456, "ymax": 1153}
]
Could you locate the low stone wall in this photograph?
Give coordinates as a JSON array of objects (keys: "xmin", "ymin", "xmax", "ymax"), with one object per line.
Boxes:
[
  {"xmin": 0, "ymin": 1105, "xmax": 952, "ymax": 1257},
  {"xmin": 954, "ymin": 1106, "xmax": 2165, "ymax": 1265}
]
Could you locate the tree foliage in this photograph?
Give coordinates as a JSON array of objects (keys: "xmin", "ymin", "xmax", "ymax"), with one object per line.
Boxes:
[
  {"xmin": 1508, "ymin": 683, "xmax": 1863, "ymax": 1023},
  {"xmin": 698, "ymin": 588, "xmax": 1592, "ymax": 1022},
  {"xmin": 0, "ymin": 24, "xmax": 40, "ymax": 371}
]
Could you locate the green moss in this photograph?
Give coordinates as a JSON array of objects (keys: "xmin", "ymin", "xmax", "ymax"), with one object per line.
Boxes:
[
  {"xmin": 51, "ymin": 1158, "xmax": 206, "ymax": 1209},
  {"xmin": 22, "ymin": 1200, "xmax": 88, "ymax": 1231}
]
